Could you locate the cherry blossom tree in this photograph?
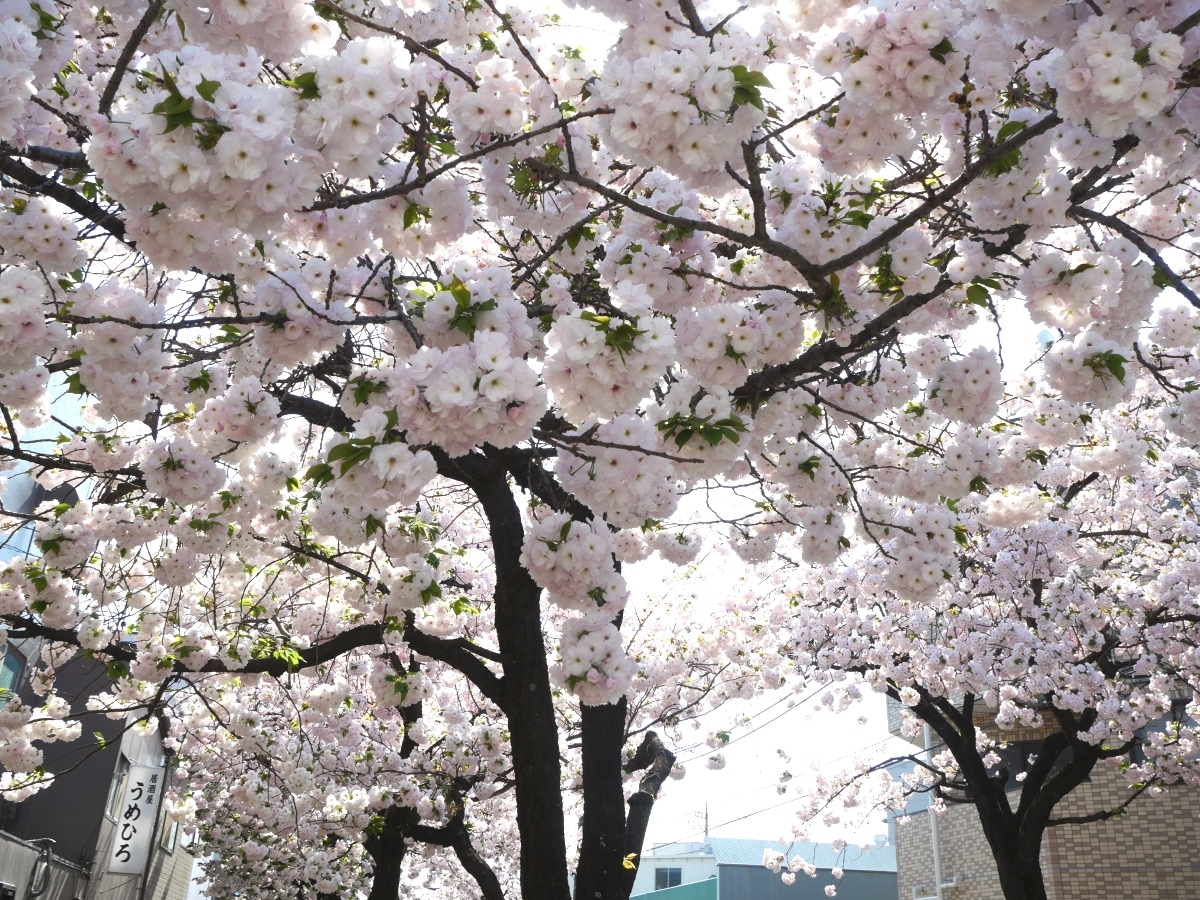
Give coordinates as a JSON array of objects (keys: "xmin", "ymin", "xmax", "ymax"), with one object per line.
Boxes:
[{"xmin": 0, "ymin": 0, "xmax": 1200, "ymax": 898}]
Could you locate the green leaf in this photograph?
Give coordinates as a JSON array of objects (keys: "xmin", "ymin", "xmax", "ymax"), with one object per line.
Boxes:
[
  {"xmin": 196, "ymin": 119, "xmax": 230, "ymax": 151},
  {"xmin": 1082, "ymin": 350, "xmax": 1128, "ymax": 384},
  {"xmin": 986, "ymin": 149, "xmax": 1022, "ymax": 177},
  {"xmin": 965, "ymin": 283, "xmax": 990, "ymax": 307},
  {"xmin": 842, "ymin": 209, "xmax": 874, "ymax": 228},
  {"xmin": 186, "ymin": 369, "xmax": 212, "ymax": 393},
  {"xmin": 729, "ymin": 65, "xmax": 772, "ymax": 88},
  {"xmin": 403, "ymin": 203, "xmax": 431, "ymax": 230},
  {"xmin": 273, "ymin": 646, "xmax": 303, "ymax": 671},
  {"xmin": 327, "ymin": 440, "xmax": 374, "ymax": 475},
  {"xmin": 64, "ymin": 371, "xmax": 90, "ymax": 396},
  {"xmin": 954, "ymin": 524, "xmax": 969, "ymax": 547},
  {"xmin": 284, "ymin": 70, "xmax": 320, "ymax": 99},
  {"xmin": 385, "ymin": 673, "xmax": 410, "ymax": 703},
  {"xmin": 929, "ymin": 37, "xmax": 954, "ymax": 64},
  {"xmin": 304, "ymin": 463, "xmax": 335, "ymax": 486},
  {"xmin": 656, "ymin": 412, "xmax": 746, "ymax": 450},
  {"xmin": 196, "ymin": 77, "xmax": 221, "ymax": 102},
  {"xmin": 995, "ymin": 120, "xmax": 1027, "ymax": 143},
  {"xmin": 1152, "ymin": 266, "xmax": 1172, "ymax": 289},
  {"xmin": 798, "ymin": 456, "xmax": 820, "ymax": 480},
  {"xmin": 32, "ymin": 3, "xmax": 61, "ymax": 39},
  {"xmin": 727, "ymin": 65, "xmax": 772, "ymax": 112},
  {"xmin": 565, "ymin": 224, "xmax": 595, "ymax": 250},
  {"xmin": 349, "ymin": 375, "xmax": 389, "ymax": 406},
  {"xmin": 450, "ymin": 595, "xmax": 480, "ymax": 616}
]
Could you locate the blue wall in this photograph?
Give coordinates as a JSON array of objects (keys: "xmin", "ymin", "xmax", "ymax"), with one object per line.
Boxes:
[{"xmin": 719, "ymin": 865, "xmax": 897, "ymax": 900}]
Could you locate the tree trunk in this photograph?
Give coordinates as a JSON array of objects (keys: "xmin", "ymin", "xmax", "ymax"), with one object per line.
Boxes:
[
  {"xmin": 472, "ymin": 465, "xmax": 571, "ymax": 900},
  {"xmin": 574, "ymin": 699, "xmax": 629, "ymax": 900},
  {"xmin": 993, "ymin": 846, "xmax": 1050, "ymax": 900},
  {"xmin": 365, "ymin": 806, "xmax": 419, "ymax": 900}
]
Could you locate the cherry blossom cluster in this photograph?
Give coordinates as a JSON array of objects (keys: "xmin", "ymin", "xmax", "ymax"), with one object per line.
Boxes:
[
  {"xmin": 552, "ymin": 615, "xmax": 634, "ymax": 707},
  {"xmin": 592, "ymin": 27, "xmax": 768, "ymax": 178},
  {"xmin": 553, "ymin": 415, "xmax": 679, "ymax": 529},
  {"xmin": 521, "ymin": 513, "xmax": 628, "ymax": 615},
  {"xmin": 0, "ymin": 196, "xmax": 85, "ymax": 275},
  {"xmin": 0, "ymin": 16, "xmax": 37, "ymax": 143},
  {"xmin": 545, "ymin": 310, "xmax": 675, "ymax": 424},
  {"xmin": 72, "ymin": 279, "xmax": 173, "ymax": 421}
]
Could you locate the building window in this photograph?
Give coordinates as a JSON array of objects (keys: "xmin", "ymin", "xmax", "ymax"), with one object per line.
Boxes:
[
  {"xmin": 0, "ymin": 648, "xmax": 24, "ymax": 695},
  {"xmin": 105, "ymin": 755, "xmax": 129, "ymax": 820},
  {"xmin": 655, "ymin": 868, "xmax": 682, "ymax": 889},
  {"xmin": 161, "ymin": 819, "xmax": 178, "ymax": 854}
]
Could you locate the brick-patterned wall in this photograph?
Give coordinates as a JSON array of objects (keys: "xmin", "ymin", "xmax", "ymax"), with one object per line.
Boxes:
[
  {"xmin": 1042, "ymin": 765, "xmax": 1200, "ymax": 900},
  {"xmin": 895, "ymin": 764, "xmax": 1200, "ymax": 900},
  {"xmin": 896, "ymin": 803, "xmax": 1004, "ymax": 900}
]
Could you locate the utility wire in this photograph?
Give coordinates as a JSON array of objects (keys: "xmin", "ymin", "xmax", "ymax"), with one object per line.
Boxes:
[{"xmin": 650, "ymin": 729, "xmax": 929, "ymax": 849}]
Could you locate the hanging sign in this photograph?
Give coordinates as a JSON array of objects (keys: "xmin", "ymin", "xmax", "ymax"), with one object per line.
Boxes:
[{"xmin": 107, "ymin": 764, "xmax": 165, "ymax": 875}]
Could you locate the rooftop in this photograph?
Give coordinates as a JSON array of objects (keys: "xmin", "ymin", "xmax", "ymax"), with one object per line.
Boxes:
[{"xmin": 643, "ymin": 838, "xmax": 896, "ymax": 873}]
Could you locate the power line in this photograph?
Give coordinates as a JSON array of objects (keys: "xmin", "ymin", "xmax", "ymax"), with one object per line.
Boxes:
[
  {"xmin": 649, "ymin": 728, "xmax": 920, "ymax": 849},
  {"xmin": 675, "ymin": 685, "xmax": 823, "ymax": 764}
]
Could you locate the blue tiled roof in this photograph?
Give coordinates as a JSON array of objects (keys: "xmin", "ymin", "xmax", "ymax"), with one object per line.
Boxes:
[{"xmin": 708, "ymin": 837, "xmax": 896, "ymax": 873}]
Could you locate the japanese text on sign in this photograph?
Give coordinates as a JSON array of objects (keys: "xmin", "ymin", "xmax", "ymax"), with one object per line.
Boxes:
[{"xmin": 107, "ymin": 764, "xmax": 165, "ymax": 875}]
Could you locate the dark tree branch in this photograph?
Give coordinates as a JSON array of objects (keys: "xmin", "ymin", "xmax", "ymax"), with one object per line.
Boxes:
[
  {"xmin": 98, "ymin": 0, "xmax": 165, "ymax": 116},
  {"xmin": 312, "ymin": 0, "xmax": 477, "ymax": 86},
  {"xmin": 0, "ymin": 154, "xmax": 130, "ymax": 245},
  {"xmin": 618, "ymin": 731, "xmax": 678, "ymax": 897},
  {"xmin": 1, "ymin": 144, "xmax": 89, "ymax": 169},
  {"xmin": 1069, "ymin": 206, "xmax": 1200, "ymax": 309}
]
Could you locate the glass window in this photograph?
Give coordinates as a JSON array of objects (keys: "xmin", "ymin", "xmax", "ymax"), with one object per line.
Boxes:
[
  {"xmin": 105, "ymin": 755, "xmax": 129, "ymax": 820},
  {"xmin": 161, "ymin": 819, "xmax": 178, "ymax": 853},
  {"xmin": 0, "ymin": 648, "xmax": 24, "ymax": 695},
  {"xmin": 655, "ymin": 868, "xmax": 682, "ymax": 889}
]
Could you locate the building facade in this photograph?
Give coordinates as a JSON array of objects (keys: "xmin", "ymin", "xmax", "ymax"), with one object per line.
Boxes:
[
  {"xmin": 890, "ymin": 700, "xmax": 1200, "ymax": 899},
  {"xmin": 632, "ymin": 837, "xmax": 896, "ymax": 900},
  {"xmin": 0, "ymin": 470, "xmax": 197, "ymax": 900},
  {"xmin": 0, "ymin": 650, "xmax": 197, "ymax": 900}
]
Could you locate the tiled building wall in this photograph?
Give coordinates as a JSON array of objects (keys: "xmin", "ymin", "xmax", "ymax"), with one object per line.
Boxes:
[
  {"xmin": 89, "ymin": 813, "xmax": 195, "ymax": 900},
  {"xmin": 896, "ymin": 764, "xmax": 1200, "ymax": 900},
  {"xmin": 1042, "ymin": 765, "xmax": 1200, "ymax": 900},
  {"xmin": 142, "ymin": 827, "xmax": 196, "ymax": 900},
  {"xmin": 896, "ymin": 802, "xmax": 1005, "ymax": 900}
]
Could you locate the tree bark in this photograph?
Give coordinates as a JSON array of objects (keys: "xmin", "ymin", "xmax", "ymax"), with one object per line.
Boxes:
[
  {"xmin": 906, "ymin": 689, "xmax": 1099, "ymax": 900},
  {"xmin": 618, "ymin": 732, "xmax": 677, "ymax": 899},
  {"xmin": 992, "ymin": 848, "xmax": 1050, "ymax": 900},
  {"xmin": 471, "ymin": 458, "xmax": 571, "ymax": 900},
  {"xmin": 574, "ymin": 699, "xmax": 629, "ymax": 900},
  {"xmin": 365, "ymin": 806, "xmax": 420, "ymax": 900}
]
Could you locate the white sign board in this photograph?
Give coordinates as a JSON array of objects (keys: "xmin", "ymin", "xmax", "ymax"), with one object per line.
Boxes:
[{"xmin": 107, "ymin": 764, "xmax": 165, "ymax": 875}]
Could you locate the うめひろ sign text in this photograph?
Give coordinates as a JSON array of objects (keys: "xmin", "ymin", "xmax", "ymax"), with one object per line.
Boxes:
[{"xmin": 107, "ymin": 764, "xmax": 165, "ymax": 875}]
